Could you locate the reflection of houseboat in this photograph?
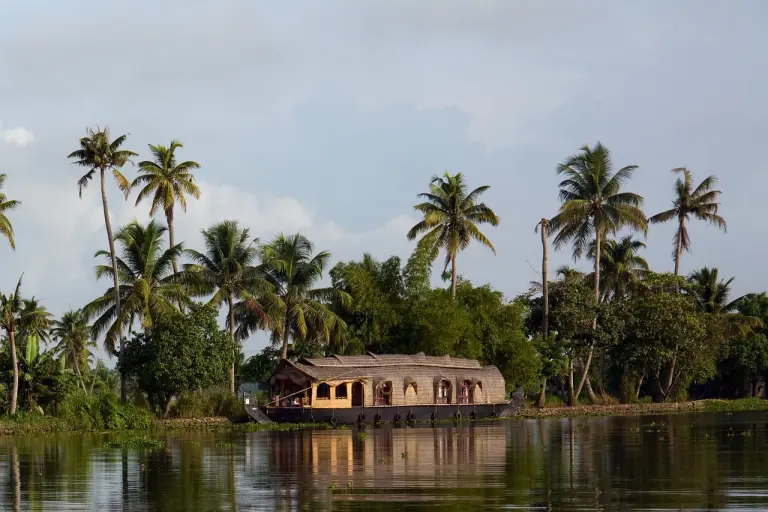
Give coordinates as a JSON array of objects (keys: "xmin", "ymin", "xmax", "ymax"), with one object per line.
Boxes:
[{"xmin": 244, "ymin": 352, "xmax": 524, "ymax": 425}]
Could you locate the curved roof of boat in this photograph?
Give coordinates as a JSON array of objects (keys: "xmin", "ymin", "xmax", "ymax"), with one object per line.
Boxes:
[{"xmin": 300, "ymin": 352, "xmax": 482, "ymax": 370}]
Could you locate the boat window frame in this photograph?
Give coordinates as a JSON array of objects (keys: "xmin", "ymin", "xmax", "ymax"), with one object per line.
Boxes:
[
  {"xmin": 316, "ymin": 382, "xmax": 331, "ymax": 400},
  {"xmin": 335, "ymin": 383, "xmax": 348, "ymax": 399}
]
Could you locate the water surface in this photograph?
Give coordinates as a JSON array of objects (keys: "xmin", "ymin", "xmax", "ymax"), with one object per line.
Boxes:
[{"xmin": 1, "ymin": 411, "xmax": 767, "ymax": 511}]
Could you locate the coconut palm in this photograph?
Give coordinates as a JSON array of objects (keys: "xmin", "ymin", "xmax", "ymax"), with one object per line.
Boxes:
[
  {"xmin": 0, "ymin": 174, "xmax": 20, "ymax": 250},
  {"xmin": 86, "ymin": 220, "xmax": 188, "ymax": 354},
  {"xmin": 255, "ymin": 233, "xmax": 351, "ymax": 360},
  {"xmin": 184, "ymin": 220, "xmax": 277, "ymax": 394},
  {"xmin": 0, "ymin": 277, "xmax": 51, "ymax": 414},
  {"xmin": 132, "ymin": 140, "xmax": 201, "ymax": 274},
  {"xmin": 688, "ymin": 267, "xmax": 739, "ymax": 315},
  {"xmin": 68, "ymin": 126, "xmax": 136, "ymax": 401},
  {"xmin": 587, "ymin": 235, "xmax": 649, "ymax": 300},
  {"xmin": 649, "ymin": 168, "xmax": 726, "ymax": 279},
  {"xmin": 407, "ymin": 172, "xmax": 499, "ymax": 298},
  {"xmin": 550, "ymin": 142, "xmax": 647, "ymax": 402},
  {"xmin": 51, "ymin": 310, "xmax": 96, "ymax": 393}
]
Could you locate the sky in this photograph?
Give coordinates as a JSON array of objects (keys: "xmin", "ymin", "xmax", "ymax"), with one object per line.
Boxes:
[{"xmin": 1, "ymin": 0, "xmax": 767, "ymax": 362}]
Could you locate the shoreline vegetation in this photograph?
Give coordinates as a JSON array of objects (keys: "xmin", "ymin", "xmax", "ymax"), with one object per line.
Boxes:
[{"xmin": 2, "ymin": 398, "xmax": 768, "ymax": 437}]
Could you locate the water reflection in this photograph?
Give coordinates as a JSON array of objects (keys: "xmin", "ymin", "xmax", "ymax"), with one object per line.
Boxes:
[{"xmin": 0, "ymin": 413, "xmax": 767, "ymax": 510}]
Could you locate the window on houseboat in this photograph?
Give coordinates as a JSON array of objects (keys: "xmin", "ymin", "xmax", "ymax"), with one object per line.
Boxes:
[
  {"xmin": 436, "ymin": 380, "xmax": 450, "ymax": 404},
  {"xmin": 375, "ymin": 382, "xmax": 391, "ymax": 406},
  {"xmin": 317, "ymin": 383, "xmax": 331, "ymax": 399},
  {"xmin": 458, "ymin": 380, "xmax": 471, "ymax": 404},
  {"xmin": 335, "ymin": 384, "xmax": 348, "ymax": 399}
]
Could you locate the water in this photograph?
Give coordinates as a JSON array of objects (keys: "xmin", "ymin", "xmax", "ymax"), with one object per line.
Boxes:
[{"xmin": 1, "ymin": 411, "xmax": 768, "ymax": 511}]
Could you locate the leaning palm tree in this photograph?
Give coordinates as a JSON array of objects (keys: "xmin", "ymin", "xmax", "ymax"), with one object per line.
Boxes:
[
  {"xmin": 407, "ymin": 172, "xmax": 499, "ymax": 299},
  {"xmin": 184, "ymin": 220, "xmax": 277, "ymax": 394},
  {"xmin": 550, "ymin": 142, "xmax": 647, "ymax": 402},
  {"xmin": 0, "ymin": 174, "xmax": 20, "ymax": 249},
  {"xmin": 0, "ymin": 277, "xmax": 51, "ymax": 415},
  {"xmin": 85, "ymin": 220, "xmax": 188, "ymax": 354},
  {"xmin": 132, "ymin": 140, "xmax": 201, "ymax": 274},
  {"xmin": 256, "ymin": 233, "xmax": 351, "ymax": 360},
  {"xmin": 649, "ymin": 168, "xmax": 726, "ymax": 279},
  {"xmin": 68, "ymin": 126, "xmax": 136, "ymax": 401},
  {"xmin": 587, "ymin": 235, "xmax": 649, "ymax": 300},
  {"xmin": 51, "ymin": 310, "xmax": 96, "ymax": 393}
]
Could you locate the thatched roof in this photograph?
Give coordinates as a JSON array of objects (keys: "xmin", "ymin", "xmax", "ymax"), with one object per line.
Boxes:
[{"xmin": 276, "ymin": 353, "xmax": 502, "ymax": 384}]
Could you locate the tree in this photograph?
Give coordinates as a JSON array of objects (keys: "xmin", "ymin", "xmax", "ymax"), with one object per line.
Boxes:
[
  {"xmin": 68, "ymin": 126, "xmax": 137, "ymax": 401},
  {"xmin": 0, "ymin": 174, "xmax": 20, "ymax": 249},
  {"xmin": 0, "ymin": 277, "xmax": 51, "ymax": 414},
  {"xmin": 534, "ymin": 218, "xmax": 551, "ymax": 405},
  {"xmin": 240, "ymin": 347, "xmax": 280, "ymax": 386},
  {"xmin": 51, "ymin": 310, "xmax": 96, "ymax": 393},
  {"xmin": 120, "ymin": 305, "xmax": 234, "ymax": 417},
  {"xmin": 649, "ymin": 168, "xmax": 726, "ymax": 279},
  {"xmin": 184, "ymin": 220, "xmax": 276, "ymax": 394},
  {"xmin": 132, "ymin": 140, "xmax": 201, "ymax": 274},
  {"xmin": 407, "ymin": 172, "xmax": 499, "ymax": 298},
  {"xmin": 550, "ymin": 142, "xmax": 647, "ymax": 402},
  {"xmin": 587, "ymin": 235, "xmax": 649, "ymax": 300},
  {"xmin": 86, "ymin": 220, "xmax": 188, "ymax": 353},
  {"xmin": 253, "ymin": 233, "xmax": 349, "ymax": 360}
]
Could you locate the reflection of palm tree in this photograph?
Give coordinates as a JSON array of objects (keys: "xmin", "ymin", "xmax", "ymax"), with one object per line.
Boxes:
[
  {"xmin": 587, "ymin": 236, "xmax": 649, "ymax": 300},
  {"xmin": 407, "ymin": 172, "xmax": 499, "ymax": 298}
]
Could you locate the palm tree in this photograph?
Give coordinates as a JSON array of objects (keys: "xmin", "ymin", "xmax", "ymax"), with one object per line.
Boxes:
[
  {"xmin": 587, "ymin": 235, "xmax": 649, "ymax": 300},
  {"xmin": 649, "ymin": 168, "xmax": 726, "ymax": 279},
  {"xmin": 550, "ymin": 142, "xmax": 647, "ymax": 403},
  {"xmin": 68, "ymin": 126, "xmax": 136, "ymax": 401},
  {"xmin": 86, "ymin": 220, "xmax": 187, "ymax": 353},
  {"xmin": 184, "ymin": 220, "xmax": 276, "ymax": 394},
  {"xmin": 51, "ymin": 310, "xmax": 96, "ymax": 393},
  {"xmin": 0, "ymin": 277, "xmax": 51, "ymax": 414},
  {"xmin": 256, "ymin": 233, "xmax": 351, "ymax": 360},
  {"xmin": 0, "ymin": 174, "xmax": 20, "ymax": 249},
  {"xmin": 132, "ymin": 140, "xmax": 201, "ymax": 274},
  {"xmin": 534, "ymin": 218, "xmax": 550, "ymax": 407},
  {"xmin": 407, "ymin": 172, "xmax": 499, "ymax": 298},
  {"xmin": 688, "ymin": 267, "xmax": 740, "ymax": 315}
]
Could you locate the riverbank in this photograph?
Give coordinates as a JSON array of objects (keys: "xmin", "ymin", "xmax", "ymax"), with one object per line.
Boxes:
[{"xmin": 2, "ymin": 398, "xmax": 767, "ymax": 436}]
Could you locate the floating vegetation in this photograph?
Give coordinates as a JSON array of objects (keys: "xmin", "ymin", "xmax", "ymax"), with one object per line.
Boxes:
[
  {"xmin": 356, "ymin": 431, "xmax": 369, "ymax": 441},
  {"xmin": 103, "ymin": 436, "xmax": 165, "ymax": 449},
  {"xmin": 401, "ymin": 451, "xmax": 408, "ymax": 459}
]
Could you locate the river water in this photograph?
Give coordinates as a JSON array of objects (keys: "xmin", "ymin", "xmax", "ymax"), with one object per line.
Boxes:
[{"xmin": 1, "ymin": 411, "xmax": 767, "ymax": 511}]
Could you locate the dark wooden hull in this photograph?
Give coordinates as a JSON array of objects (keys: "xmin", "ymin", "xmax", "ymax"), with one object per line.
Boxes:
[{"xmin": 245, "ymin": 400, "xmax": 524, "ymax": 425}]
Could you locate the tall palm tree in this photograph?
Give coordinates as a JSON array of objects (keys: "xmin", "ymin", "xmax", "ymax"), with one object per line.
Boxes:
[
  {"xmin": 68, "ymin": 126, "xmax": 136, "ymax": 401},
  {"xmin": 534, "ymin": 218, "xmax": 550, "ymax": 407},
  {"xmin": 184, "ymin": 220, "xmax": 276, "ymax": 394},
  {"xmin": 550, "ymin": 142, "xmax": 647, "ymax": 402},
  {"xmin": 132, "ymin": 140, "xmax": 201, "ymax": 274},
  {"xmin": 649, "ymin": 168, "xmax": 726, "ymax": 279},
  {"xmin": 256, "ymin": 233, "xmax": 351, "ymax": 360},
  {"xmin": 51, "ymin": 310, "xmax": 96, "ymax": 393},
  {"xmin": 587, "ymin": 235, "xmax": 649, "ymax": 300},
  {"xmin": 0, "ymin": 277, "xmax": 51, "ymax": 414},
  {"xmin": 86, "ymin": 220, "xmax": 187, "ymax": 353},
  {"xmin": 0, "ymin": 174, "xmax": 20, "ymax": 249},
  {"xmin": 407, "ymin": 172, "xmax": 499, "ymax": 299}
]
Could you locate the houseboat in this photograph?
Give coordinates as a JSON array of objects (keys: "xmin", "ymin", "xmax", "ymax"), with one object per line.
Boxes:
[{"xmin": 243, "ymin": 352, "xmax": 525, "ymax": 425}]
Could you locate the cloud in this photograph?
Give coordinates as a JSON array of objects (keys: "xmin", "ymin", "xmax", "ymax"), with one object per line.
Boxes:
[{"xmin": 0, "ymin": 125, "xmax": 34, "ymax": 147}]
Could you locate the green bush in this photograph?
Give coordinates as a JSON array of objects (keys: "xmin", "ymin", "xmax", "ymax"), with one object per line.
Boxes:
[
  {"xmin": 171, "ymin": 386, "xmax": 244, "ymax": 419},
  {"xmin": 59, "ymin": 391, "xmax": 150, "ymax": 430}
]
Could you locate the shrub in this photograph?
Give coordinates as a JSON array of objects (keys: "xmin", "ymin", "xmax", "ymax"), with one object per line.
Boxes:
[{"xmin": 59, "ymin": 391, "xmax": 150, "ymax": 430}]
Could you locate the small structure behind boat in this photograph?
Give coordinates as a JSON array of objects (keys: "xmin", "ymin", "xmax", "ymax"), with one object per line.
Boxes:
[{"xmin": 245, "ymin": 352, "xmax": 522, "ymax": 424}]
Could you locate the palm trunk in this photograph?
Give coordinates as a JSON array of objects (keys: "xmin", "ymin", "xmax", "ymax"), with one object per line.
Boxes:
[
  {"xmin": 568, "ymin": 355, "xmax": 575, "ymax": 406},
  {"xmin": 9, "ymin": 329, "xmax": 18, "ymax": 415},
  {"xmin": 674, "ymin": 216, "xmax": 684, "ymax": 292},
  {"xmin": 574, "ymin": 229, "xmax": 601, "ymax": 402},
  {"xmin": 450, "ymin": 252, "xmax": 457, "ymax": 299},
  {"xmin": 662, "ymin": 353, "xmax": 677, "ymax": 399},
  {"xmin": 227, "ymin": 294, "xmax": 236, "ymax": 396},
  {"xmin": 163, "ymin": 393, "xmax": 175, "ymax": 418},
  {"xmin": 540, "ymin": 219, "xmax": 549, "ymax": 338},
  {"xmin": 74, "ymin": 359, "xmax": 86, "ymax": 394},
  {"xmin": 281, "ymin": 325, "xmax": 291, "ymax": 360},
  {"xmin": 537, "ymin": 377, "xmax": 547, "ymax": 407},
  {"xmin": 166, "ymin": 209, "xmax": 179, "ymax": 274},
  {"xmin": 100, "ymin": 167, "xmax": 126, "ymax": 402},
  {"xmin": 636, "ymin": 374, "xmax": 644, "ymax": 400}
]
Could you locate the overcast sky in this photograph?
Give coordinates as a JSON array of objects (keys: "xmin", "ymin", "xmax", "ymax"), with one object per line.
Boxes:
[{"xmin": 1, "ymin": 1, "xmax": 766, "ymax": 362}]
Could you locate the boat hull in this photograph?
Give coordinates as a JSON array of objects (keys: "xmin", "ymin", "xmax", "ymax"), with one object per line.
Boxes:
[{"xmin": 244, "ymin": 399, "xmax": 523, "ymax": 425}]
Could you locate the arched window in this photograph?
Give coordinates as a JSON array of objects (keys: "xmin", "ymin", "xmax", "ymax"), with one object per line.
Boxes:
[
  {"xmin": 335, "ymin": 383, "xmax": 348, "ymax": 399},
  {"xmin": 436, "ymin": 379, "xmax": 451, "ymax": 404},
  {"xmin": 375, "ymin": 381, "xmax": 392, "ymax": 406},
  {"xmin": 317, "ymin": 383, "xmax": 331, "ymax": 400},
  {"xmin": 458, "ymin": 380, "xmax": 472, "ymax": 404}
]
